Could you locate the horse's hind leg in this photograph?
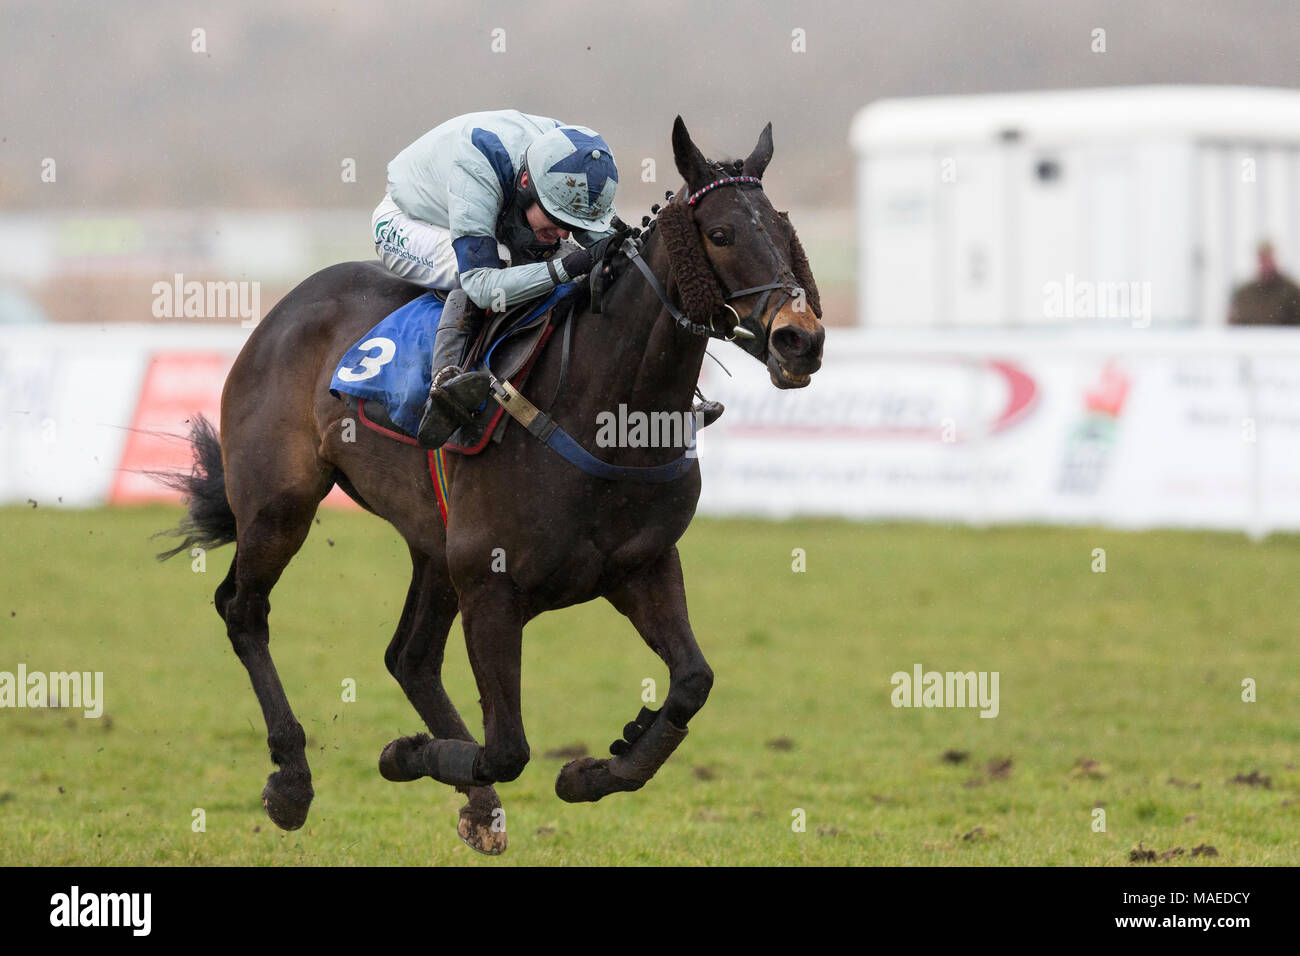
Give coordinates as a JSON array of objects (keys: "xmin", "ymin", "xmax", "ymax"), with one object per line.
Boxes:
[
  {"xmin": 214, "ymin": 552, "xmax": 237, "ymax": 623},
  {"xmin": 222, "ymin": 467, "xmax": 331, "ymax": 830},
  {"xmin": 556, "ymin": 546, "xmax": 713, "ymax": 803},
  {"xmin": 378, "ymin": 547, "xmax": 506, "ymax": 854}
]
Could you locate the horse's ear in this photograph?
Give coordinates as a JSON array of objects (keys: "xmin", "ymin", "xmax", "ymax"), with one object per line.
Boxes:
[
  {"xmin": 672, "ymin": 116, "xmax": 712, "ymax": 192},
  {"xmin": 745, "ymin": 123, "xmax": 774, "ymax": 179}
]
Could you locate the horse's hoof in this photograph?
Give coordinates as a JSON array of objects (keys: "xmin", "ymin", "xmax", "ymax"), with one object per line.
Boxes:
[
  {"xmin": 457, "ymin": 807, "xmax": 508, "ymax": 855},
  {"xmin": 457, "ymin": 788, "xmax": 507, "ymax": 855},
  {"xmin": 379, "ymin": 734, "xmax": 430, "ymax": 782},
  {"xmin": 555, "ymin": 756, "xmax": 643, "ymax": 804},
  {"xmin": 261, "ymin": 772, "xmax": 313, "ymax": 830}
]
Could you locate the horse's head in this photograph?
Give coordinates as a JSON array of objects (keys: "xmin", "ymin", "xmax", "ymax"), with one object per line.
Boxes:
[{"xmin": 655, "ymin": 116, "xmax": 825, "ymax": 388}]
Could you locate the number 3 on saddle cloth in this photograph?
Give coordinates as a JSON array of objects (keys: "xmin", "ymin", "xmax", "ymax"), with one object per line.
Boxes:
[{"xmin": 329, "ymin": 283, "xmax": 579, "ymax": 455}]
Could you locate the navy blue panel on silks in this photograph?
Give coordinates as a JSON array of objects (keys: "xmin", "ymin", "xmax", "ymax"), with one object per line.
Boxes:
[
  {"xmin": 470, "ymin": 127, "xmax": 516, "ymax": 200},
  {"xmin": 453, "ymin": 235, "xmax": 504, "ymax": 275},
  {"xmin": 329, "ymin": 283, "xmax": 577, "ymax": 436}
]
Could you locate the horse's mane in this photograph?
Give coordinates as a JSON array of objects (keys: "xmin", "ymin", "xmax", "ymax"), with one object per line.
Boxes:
[{"xmin": 601, "ymin": 158, "xmax": 822, "ymax": 322}]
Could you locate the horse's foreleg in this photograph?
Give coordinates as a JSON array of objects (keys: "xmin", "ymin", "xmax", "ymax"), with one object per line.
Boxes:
[
  {"xmin": 381, "ymin": 580, "xmax": 527, "ymax": 836},
  {"xmin": 557, "ymin": 547, "xmax": 713, "ymax": 803},
  {"xmin": 379, "ymin": 549, "xmax": 506, "ymax": 854}
]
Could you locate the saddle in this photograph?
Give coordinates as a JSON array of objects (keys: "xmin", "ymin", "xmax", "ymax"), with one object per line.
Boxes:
[{"xmin": 343, "ymin": 292, "xmax": 578, "ymax": 454}]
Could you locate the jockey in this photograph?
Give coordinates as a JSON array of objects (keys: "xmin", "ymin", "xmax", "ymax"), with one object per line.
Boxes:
[{"xmin": 372, "ymin": 110, "xmax": 624, "ymax": 448}]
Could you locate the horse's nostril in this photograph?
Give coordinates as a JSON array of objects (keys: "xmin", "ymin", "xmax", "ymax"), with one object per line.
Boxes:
[{"xmin": 771, "ymin": 326, "xmax": 809, "ymax": 356}]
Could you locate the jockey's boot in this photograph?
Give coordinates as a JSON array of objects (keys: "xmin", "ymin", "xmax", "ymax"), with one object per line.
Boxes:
[
  {"xmin": 693, "ymin": 400, "xmax": 724, "ymax": 428},
  {"xmin": 416, "ymin": 289, "xmax": 491, "ymax": 449}
]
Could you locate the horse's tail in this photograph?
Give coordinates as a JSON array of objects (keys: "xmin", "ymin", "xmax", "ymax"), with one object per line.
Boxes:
[{"xmin": 153, "ymin": 414, "xmax": 238, "ymax": 561}]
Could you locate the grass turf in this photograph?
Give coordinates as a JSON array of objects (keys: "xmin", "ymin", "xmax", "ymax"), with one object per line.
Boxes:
[{"xmin": 1, "ymin": 505, "xmax": 1296, "ymax": 865}]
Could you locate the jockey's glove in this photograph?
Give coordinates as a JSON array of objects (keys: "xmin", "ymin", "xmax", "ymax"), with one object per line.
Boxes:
[{"xmin": 560, "ymin": 227, "xmax": 629, "ymax": 280}]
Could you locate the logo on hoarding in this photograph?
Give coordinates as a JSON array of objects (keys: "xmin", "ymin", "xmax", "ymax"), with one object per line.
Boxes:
[
  {"xmin": 1058, "ymin": 359, "xmax": 1131, "ymax": 495},
  {"xmin": 986, "ymin": 361, "xmax": 1037, "ymax": 434},
  {"xmin": 725, "ymin": 359, "xmax": 1038, "ymax": 440}
]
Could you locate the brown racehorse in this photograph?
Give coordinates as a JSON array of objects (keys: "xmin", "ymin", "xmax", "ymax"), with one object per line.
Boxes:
[{"xmin": 158, "ymin": 117, "xmax": 824, "ymax": 854}]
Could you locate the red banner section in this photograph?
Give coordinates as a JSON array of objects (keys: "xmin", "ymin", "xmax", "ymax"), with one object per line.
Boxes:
[
  {"xmin": 110, "ymin": 351, "xmax": 355, "ymax": 508},
  {"xmin": 110, "ymin": 352, "xmax": 232, "ymax": 503}
]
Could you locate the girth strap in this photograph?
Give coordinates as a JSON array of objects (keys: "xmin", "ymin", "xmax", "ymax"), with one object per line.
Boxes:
[{"xmin": 489, "ymin": 379, "xmax": 698, "ymax": 483}]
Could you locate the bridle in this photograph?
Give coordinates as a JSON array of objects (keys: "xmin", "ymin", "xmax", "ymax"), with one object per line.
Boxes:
[
  {"xmin": 625, "ymin": 173, "xmax": 803, "ymax": 349},
  {"xmin": 486, "ymin": 174, "xmax": 803, "ymax": 485}
]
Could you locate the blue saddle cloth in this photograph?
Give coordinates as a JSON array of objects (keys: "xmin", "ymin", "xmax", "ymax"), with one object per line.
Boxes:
[{"xmin": 329, "ymin": 284, "xmax": 576, "ymax": 435}]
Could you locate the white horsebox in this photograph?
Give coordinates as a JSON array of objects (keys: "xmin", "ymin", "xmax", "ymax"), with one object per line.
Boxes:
[{"xmin": 850, "ymin": 86, "xmax": 1300, "ymax": 329}]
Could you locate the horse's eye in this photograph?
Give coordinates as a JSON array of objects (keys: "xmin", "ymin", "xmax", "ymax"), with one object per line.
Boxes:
[{"xmin": 707, "ymin": 229, "xmax": 732, "ymax": 247}]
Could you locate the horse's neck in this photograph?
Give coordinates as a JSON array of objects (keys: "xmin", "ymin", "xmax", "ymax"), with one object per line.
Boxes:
[{"xmin": 567, "ymin": 231, "xmax": 707, "ymax": 419}]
